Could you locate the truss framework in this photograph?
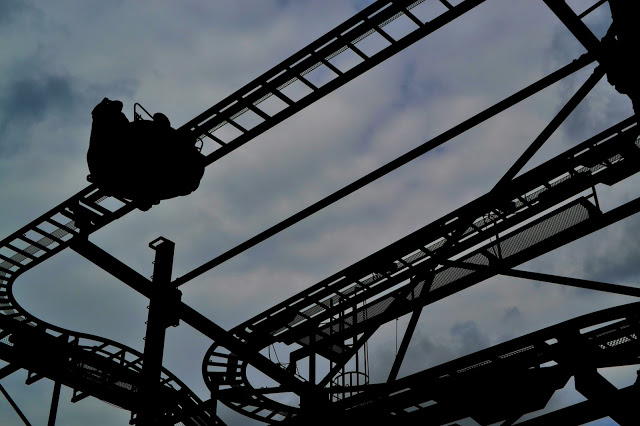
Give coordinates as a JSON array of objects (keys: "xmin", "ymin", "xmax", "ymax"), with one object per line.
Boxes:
[{"xmin": 1, "ymin": 1, "xmax": 639, "ymax": 425}]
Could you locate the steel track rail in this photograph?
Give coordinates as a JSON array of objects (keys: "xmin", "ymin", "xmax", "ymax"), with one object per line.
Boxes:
[
  {"xmin": 0, "ymin": 190, "xmax": 222, "ymax": 424},
  {"xmin": 332, "ymin": 301, "xmax": 640, "ymax": 425},
  {"xmin": 0, "ymin": 317, "xmax": 222, "ymax": 426},
  {"xmin": 221, "ymin": 117, "xmax": 638, "ymax": 349},
  {"xmin": 179, "ymin": 0, "xmax": 488, "ymax": 166},
  {"xmin": 201, "ymin": 117, "xmax": 640, "ymax": 422},
  {"xmin": 0, "ymin": 1, "xmax": 484, "ymax": 421},
  {"xmin": 0, "ymin": 0, "xmax": 619, "ymax": 423}
]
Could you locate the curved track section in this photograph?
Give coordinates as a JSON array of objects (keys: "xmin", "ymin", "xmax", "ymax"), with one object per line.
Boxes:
[
  {"xmin": 335, "ymin": 301, "xmax": 640, "ymax": 424},
  {"xmin": 0, "ymin": 3, "xmax": 487, "ymax": 420},
  {"xmin": 0, "ymin": 1, "xmax": 623, "ymax": 423},
  {"xmin": 0, "ymin": 187, "xmax": 223, "ymax": 425},
  {"xmin": 203, "ymin": 343, "xmax": 301, "ymax": 423},
  {"xmin": 203, "ymin": 117, "xmax": 640, "ymax": 422}
]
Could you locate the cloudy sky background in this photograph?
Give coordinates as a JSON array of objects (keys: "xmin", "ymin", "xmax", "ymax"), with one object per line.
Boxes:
[{"xmin": 1, "ymin": 0, "xmax": 638, "ymax": 425}]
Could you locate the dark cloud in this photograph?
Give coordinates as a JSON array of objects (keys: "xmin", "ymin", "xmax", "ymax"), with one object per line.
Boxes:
[
  {"xmin": 585, "ymin": 215, "xmax": 640, "ymax": 284},
  {"xmin": 85, "ymin": 78, "xmax": 139, "ymax": 106},
  {"xmin": 559, "ymin": 72, "xmax": 632, "ymax": 144},
  {"xmin": 2, "ymin": 1, "xmax": 638, "ymax": 424},
  {"xmin": 500, "ymin": 306, "xmax": 524, "ymax": 341},
  {"xmin": 0, "ymin": 73, "xmax": 75, "ymax": 155},
  {"xmin": 580, "ymin": 2, "xmax": 613, "ymax": 39},
  {"xmin": 546, "ymin": 13, "xmax": 588, "ymax": 68},
  {"xmin": 450, "ymin": 320, "xmax": 491, "ymax": 355},
  {"xmin": 502, "ymin": 306, "xmax": 523, "ymax": 323},
  {"xmin": 348, "ymin": 0, "xmax": 376, "ymax": 11},
  {"xmin": 0, "ymin": 0, "xmax": 28, "ymax": 27},
  {"xmin": 415, "ymin": 331, "xmax": 455, "ymax": 366},
  {"xmin": 383, "ymin": 321, "xmax": 492, "ymax": 381}
]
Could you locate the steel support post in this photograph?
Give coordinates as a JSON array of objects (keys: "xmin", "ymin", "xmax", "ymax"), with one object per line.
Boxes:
[
  {"xmin": 300, "ymin": 328, "xmax": 332, "ymax": 425},
  {"xmin": 387, "ymin": 276, "xmax": 432, "ymax": 383},
  {"xmin": 47, "ymin": 381, "xmax": 62, "ymax": 426},
  {"xmin": 387, "ymin": 306, "xmax": 422, "ymax": 383},
  {"xmin": 309, "ymin": 331, "xmax": 316, "ymax": 386},
  {"xmin": 71, "ymin": 239, "xmax": 307, "ymax": 396},
  {"xmin": 138, "ymin": 237, "xmax": 178, "ymax": 425}
]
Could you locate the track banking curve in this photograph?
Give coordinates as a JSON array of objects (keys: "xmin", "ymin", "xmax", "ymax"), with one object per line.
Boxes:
[
  {"xmin": 1, "ymin": 0, "xmax": 488, "ymax": 422},
  {"xmin": 0, "ymin": 187, "xmax": 223, "ymax": 425},
  {"xmin": 201, "ymin": 117, "xmax": 640, "ymax": 423},
  {"xmin": 1, "ymin": 0, "xmax": 631, "ymax": 424}
]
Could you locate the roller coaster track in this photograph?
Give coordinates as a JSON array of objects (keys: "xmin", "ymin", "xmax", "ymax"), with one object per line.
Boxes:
[
  {"xmin": 0, "ymin": 0, "xmax": 491, "ymax": 422},
  {"xmin": 0, "ymin": 189, "xmax": 222, "ymax": 424},
  {"xmin": 2, "ymin": 0, "xmax": 635, "ymax": 424},
  {"xmin": 332, "ymin": 300, "xmax": 640, "ymax": 424},
  {"xmin": 202, "ymin": 117, "xmax": 640, "ymax": 423},
  {"xmin": 183, "ymin": 0, "xmax": 488, "ymax": 166}
]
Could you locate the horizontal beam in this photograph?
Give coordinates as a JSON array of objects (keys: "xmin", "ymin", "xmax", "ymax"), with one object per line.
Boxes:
[
  {"xmin": 70, "ymin": 240, "xmax": 151, "ymax": 298},
  {"xmin": 70, "ymin": 239, "xmax": 307, "ymax": 395},
  {"xmin": 494, "ymin": 66, "xmax": 604, "ymax": 189},
  {"xmin": 173, "ymin": 53, "xmax": 595, "ymax": 287},
  {"xmin": 445, "ymin": 259, "xmax": 640, "ymax": 298},
  {"xmin": 502, "ymin": 269, "xmax": 640, "ymax": 298}
]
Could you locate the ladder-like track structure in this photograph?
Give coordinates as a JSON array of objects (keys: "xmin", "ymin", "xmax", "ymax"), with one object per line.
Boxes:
[
  {"xmin": 0, "ymin": 189, "xmax": 222, "ymax": 424},
  {"xmin": 333, "ymin": 300, "xmax": 640, "ymax": 425},
  {"xmin": 3, "ymin": 0, "xmax": 639, "ymax": 424},
  {"xmin": 202, "ymin": 116, "xmax": 640, "ymax": 423}
]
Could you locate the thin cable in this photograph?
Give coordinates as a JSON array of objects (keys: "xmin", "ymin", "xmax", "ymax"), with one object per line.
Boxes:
[{"xmin": 272, "ymin": 344, "xmax": 282, "ymax": 365}]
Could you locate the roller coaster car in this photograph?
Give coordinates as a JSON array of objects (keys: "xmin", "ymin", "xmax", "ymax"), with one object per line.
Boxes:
[
  {"xmin": 603, "ymin": 1, "xmax": 640, "ymax": 106},
  {"xmin": 87, "ymin": 98, "xmax": 205, "ymax": 210}
]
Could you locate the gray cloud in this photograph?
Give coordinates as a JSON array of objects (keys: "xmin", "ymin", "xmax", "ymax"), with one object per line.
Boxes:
[
  {"xmin": 450, "ymin": 320, "xmax": 491, "ymax": 355},
  {"xmin": 0, "ymin": 74, "xmax": 75, "ymax": 154},
  {"xmin": 1, "ymin": 1, "xmax": 638, "ymax": 425},
  {"xmin": 0, "ymin": 0, "xmax": 29, "ymax": 27},
  {"xmin": 502, "ymin": 305, "xmax": 523, "ymax": 324},
  {"xmin": 583, "ymin": 215, "xmax": 640, "ymax": 284}
]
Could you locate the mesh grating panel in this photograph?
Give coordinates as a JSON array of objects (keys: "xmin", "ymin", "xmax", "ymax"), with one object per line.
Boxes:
[
  {"xmin": 295, "ymin": 200, "xmax": 593, "ymax": 349},
  {"xmin": 607, "ymin": 336, "xmax": 632, "ymax": 347},
  {"xmin": 430, "ymin": 266, "xmax": 475, "ymax": 292},
  {"xmin": 498, "ymin": 202, "xmax": 590, "ymax": 259}
]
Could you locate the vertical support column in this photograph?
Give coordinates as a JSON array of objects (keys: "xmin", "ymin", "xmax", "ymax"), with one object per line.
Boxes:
[
  {"xmin": 387, "ymin": 274, "xmax": 432, "ymax": 383},
  {"xmin": 138, "ymin": 237, "xmax": 179, "ymax": 425},
  {"xmin": 47, "ymin": 381, "xmax": 62, "ymax": 426},
  {"xmin": 328, "ymin": 299, "xmax": 334, "ymax": 401},
  {"xmin": 308, "ymin": 330, "xmax": 316, "ymax": 386},
  {"xmin": 301, "ymin": 326, "xmax": 331, "ymax": 424},
  {"xmin": 208, "ymin": 377, "xmax": 219, "ymax": 416},
  {"xmin": 48, "ymin": 333, "xmax": 68, "ymax": 426}
]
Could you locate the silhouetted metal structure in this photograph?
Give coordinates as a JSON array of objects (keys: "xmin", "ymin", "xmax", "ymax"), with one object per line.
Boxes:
[{"xmin": 1, "ymin": 0, "xmax": 639, "ymax": 425}]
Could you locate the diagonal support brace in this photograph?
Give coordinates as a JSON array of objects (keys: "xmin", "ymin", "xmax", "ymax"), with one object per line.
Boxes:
[{"xmin": 71, "ymin": 239, "xmax": 308, "ymax": 397}]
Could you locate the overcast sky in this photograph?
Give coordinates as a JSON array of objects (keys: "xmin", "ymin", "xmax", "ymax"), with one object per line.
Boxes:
[{"xmin": 1, "ymin": 1, "xmax": 638, "ymax": 425}]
